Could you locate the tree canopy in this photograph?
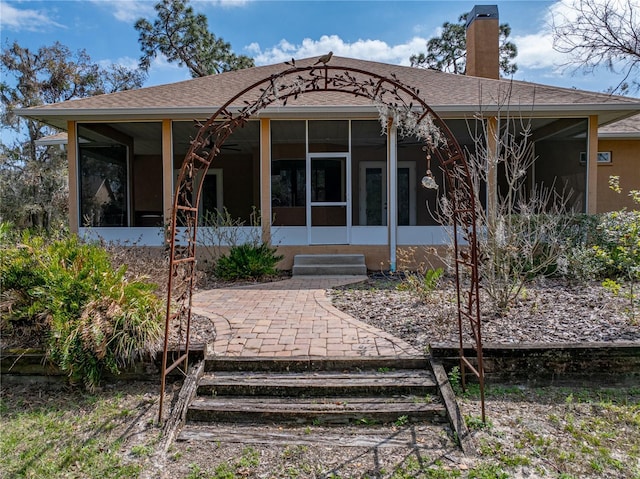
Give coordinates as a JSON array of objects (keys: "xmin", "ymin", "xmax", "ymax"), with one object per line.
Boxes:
[
  {"xmin": 135, "ymin": 0, "xmax": 255, "ymax": 78},
  {"xmin": 0, "ymin": 41, "xmax": 145, "ymax": 230},
  {"xmin": 410, "ymin": 12, "xmax": 518, "ymax": 76},
  {"xmin": 551, "ymin": 0, "xmax": 639, "ymax": 93}
]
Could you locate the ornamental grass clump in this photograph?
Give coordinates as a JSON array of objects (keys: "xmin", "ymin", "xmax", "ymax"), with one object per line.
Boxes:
[{"xmin": 0, "ymin": 233, "xmax": 163, "ymax": 390}]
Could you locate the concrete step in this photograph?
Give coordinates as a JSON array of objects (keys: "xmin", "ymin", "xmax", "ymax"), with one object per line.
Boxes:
[
  {"xmin": 292, "ymin": 254, "xmax": 367, "ymax": 276},
  {"xmin": 293, "ymin": 254, "xmax": 366, "ymax": 266},
  {"xmin": 196, "ymin": 369, "xmax": 438, "ymax": 397},
  {"xmin": 292, "ymin": 264, "xmax": 368, "ymax": 275}
]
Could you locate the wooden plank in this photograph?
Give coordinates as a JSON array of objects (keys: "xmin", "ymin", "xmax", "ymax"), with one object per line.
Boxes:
[
  {"xmin": 190, "ymin": 396, "xmax": 442, "ymax": 411},
  {"xmin": 430, "ymin": 359, "xmax": 475, "ymax": 455},
  {"xmin": 178, "ymin": 424, "xmax": 455, "ymax": 449},
  {"xmin": 197, "ymin": 370, "xmax": 437, "ymax": 392},
  {"xmin": 186, "ymin": 396, "xmax": 446, "ymax": 425},
  {"xmin": 159, "ymin": 360, "xmax": 205, "ymax": 453},
  {"xmin": 205, "ymin": 356, "xmax": 429, "ymax": 372}
]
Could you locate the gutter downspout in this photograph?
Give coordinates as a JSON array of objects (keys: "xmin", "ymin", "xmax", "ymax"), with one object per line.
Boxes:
[{"xmin": 388, "ymin": 118, "xmax": 398, "ymax": 272}]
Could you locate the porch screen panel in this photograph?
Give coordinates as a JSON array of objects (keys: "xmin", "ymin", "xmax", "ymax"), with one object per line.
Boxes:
[
  {"xmin": 397, "ymin": 133, "xmax": 441, "ymax": 226},
  {"xmin": 78, "ymin": 122, "xmax": 164, "ymax": 228},
  {"xmin": 533, "ymin": 118, "xmax": 588, "ymax": 213},
  {"xmin": 172, "ymin": 120, "xmax": 260, "ymax": 224},
  {"xmin": 271, "ymin": 120, "xmax": 306, "ymax": 226},
  {"xmin": 397, "ymin": 167, "xmax": 410, "ymax": 226},
  {"xmin": 78, "ymin": 143, "xmax": 128, "ymax": 227},
  {"xmin": 352, "ymin": 120, "xmax": 387, "ymax": 226},
  {"xmin": 365, "ymin": 167, "xmax": 384, "ymax": 225},
  {"xmin": 309, "ymin": 120, "xmax": 349, "ymax": 153}
]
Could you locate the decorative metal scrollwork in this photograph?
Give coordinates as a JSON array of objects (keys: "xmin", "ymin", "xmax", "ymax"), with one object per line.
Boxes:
[{"xmin": 159, "ymin": 60, "xmax": 485, "ymax": 422}]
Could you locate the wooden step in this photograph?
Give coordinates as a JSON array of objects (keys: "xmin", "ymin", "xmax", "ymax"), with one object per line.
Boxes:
[
  {"xmin": 178, "ymin": 423, "xmax": 456, "ymax": 449},
  {"xmin": 187, "ymin": 396, "xmax": 447, "ymax": 425},
  {"xmin": 204, "ymin": 356, "xmax": 429, "ymax": 372},
  {"xmin": 184, "ymin": 356, "xmax": 456, "ymax": 431},
  {"xmin": 196, "ymin": 369, "xmax": 438, "ymax": 397}
]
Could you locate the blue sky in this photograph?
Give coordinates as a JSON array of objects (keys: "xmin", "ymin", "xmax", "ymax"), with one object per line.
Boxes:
[{"xmin": 0, "ymin": 0, "xmax": 627, "ymax": 94}]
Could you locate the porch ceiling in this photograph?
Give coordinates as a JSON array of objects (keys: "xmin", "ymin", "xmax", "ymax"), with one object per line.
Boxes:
[{"xmin": 80, "ymin": 117, "xmax": 586, "ymax": 157}]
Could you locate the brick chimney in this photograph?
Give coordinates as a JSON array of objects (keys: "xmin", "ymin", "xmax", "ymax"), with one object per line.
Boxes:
[{"xmin": 465, "ymin": 5, "xmax": 500, "ymax": 79}]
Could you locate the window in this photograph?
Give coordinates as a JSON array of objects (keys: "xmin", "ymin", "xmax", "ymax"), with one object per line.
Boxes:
[{"xmin": 580, "ymin": 151, "xmax": 612, "ymax": 164}]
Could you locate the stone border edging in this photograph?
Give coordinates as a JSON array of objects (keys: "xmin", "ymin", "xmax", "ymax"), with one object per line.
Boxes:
[{"xmin": 430, "ymin": 342, "xmax": 640, "ymax": 386}]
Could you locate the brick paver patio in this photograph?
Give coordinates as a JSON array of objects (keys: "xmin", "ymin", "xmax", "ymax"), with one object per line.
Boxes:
[{"xmin": 191, "ymin": 276, "xmax": 421, "ymax": 358}]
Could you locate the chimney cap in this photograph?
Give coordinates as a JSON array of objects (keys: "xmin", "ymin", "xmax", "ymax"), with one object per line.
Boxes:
[{"xmin": 466, "ymin": 5, "xmax": 499, "ymax": 29}]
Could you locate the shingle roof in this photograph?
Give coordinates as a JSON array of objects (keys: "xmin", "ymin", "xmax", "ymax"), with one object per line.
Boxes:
[
  {"xmin": 599, "ymin": 113, "xmax": 640, "ymax": 138},
  {"xmin": 18, "ymin": 56, "xmax": 640, "ymax": 126}
]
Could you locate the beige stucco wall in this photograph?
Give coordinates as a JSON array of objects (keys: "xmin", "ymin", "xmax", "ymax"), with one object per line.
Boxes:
[{"xmin": 597, "ymin": 139, "xmax": 640, "ymax": 212}]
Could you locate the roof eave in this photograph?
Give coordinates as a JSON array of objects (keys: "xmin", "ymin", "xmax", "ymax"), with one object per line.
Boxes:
[{"xmin": 16, "ymin": 103, "xmax": 640, "ymax": 127}]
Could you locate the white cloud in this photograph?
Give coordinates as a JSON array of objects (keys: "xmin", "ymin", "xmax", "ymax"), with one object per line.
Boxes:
[
  {"xmin": 512, "ymin": 32, "xmax": 565, "ymax": 71},
  {"xmin": 202, "ymin": 0, "xmax": 250, "ymax": 7},
  {"xmin": 0, "ymin": 1, "xmax": 65, "ymax": 31},
  {"xmin": 87, "ymin": 0, "xmax": 154, "ymax": 23},
  {"xmin": 92, "ymin": 0, "xmax": 247, "ymax": 25},
  {"xmin": 247, "ymin": 34, "xmax": 429, "ymax": 66},
  {"xmin": 98, "ymin": 56, "xmax": 139, "ymax": 70}
]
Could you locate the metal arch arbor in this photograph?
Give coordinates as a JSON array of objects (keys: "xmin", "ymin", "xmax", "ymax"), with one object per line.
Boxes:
[{"xmin": 158, "ymin": 61, "xmax": 486, "ymax": 422}]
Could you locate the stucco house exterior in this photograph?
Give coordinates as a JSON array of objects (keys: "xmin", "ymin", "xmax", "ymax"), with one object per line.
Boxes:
[
  {"xmin": 595, "ymin": 114, "xmax": 640, "ymax": 212},
  {"xmin": 18, "ymin": 7, "xmax": 640, "ymax": 270}
]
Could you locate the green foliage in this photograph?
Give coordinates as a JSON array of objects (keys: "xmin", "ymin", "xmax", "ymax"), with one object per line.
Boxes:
[
  {"xmin": 399, "ymin": 267, "xmax": 444, "ymax": 303},
  {"xmin": 135, "ymin": 0, "xmax": 254, "ymax": 78},
  {"xmin": 0, "ymin": 390, "xmax": 144, "ymax": 478},
  {"xmin": 467, "ymin": 464, "xmax": 509, "ymax": 479},
  {"xmin": 183, "ymin": 446, "xmax": 260, "ymax": 478},
  {"xmin": 465, "ymin": 414, "xmax": 492, "ymax": 431},
  {"xmin": 1, "ymin": 41, "xmax": 144, "ymax": 231},
  {"xmin": 447, "ymin": 365, "xmax": 462, "ymax": 395},
  {"xmin": 214, "ymin": 243, "xmax": 283, "ymax": 281},
  {"xmin": 410, "ymin": 11, "xmax": 517, "ymax": 75},
  {"xmin": 560, "ymin": 209, "xmax": 640, "ymax": 320},
  {"xmin": 0, "ymin": 234, "xmax": 163, "ymax": 390},
  {"xmin": 590, "ymin": 210, "xmax": 640, "ymax": 281}
]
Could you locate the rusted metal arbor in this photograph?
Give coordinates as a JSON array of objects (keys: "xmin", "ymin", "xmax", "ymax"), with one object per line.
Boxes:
[{"xmin": 158, "ymin": 60, "xmax": 486, "ymax": 422}]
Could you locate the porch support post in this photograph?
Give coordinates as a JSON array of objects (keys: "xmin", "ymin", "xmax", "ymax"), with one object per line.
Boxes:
[
  {"xmin": 260, "ymin": 119, "xmax": 271, "ymax": 243},
  {"xmin": 388, "ymin": 118, "xmax": 398, "ymax": 272},
  {"xmin": 587, "ymin": 115, "xmax": 599, "ymax": 214},
  {"xmin": 67, "ymin": 121, "xmax": 79, "ymax": 234},
  {"xmin": 162, "ymin": 120, "xmax": 173, "ymax": 236}
]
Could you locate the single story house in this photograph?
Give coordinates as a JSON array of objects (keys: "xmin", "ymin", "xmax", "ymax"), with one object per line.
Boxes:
[{"xmin": 18, "ymin": 6, "xmax": 640, "ymax": 270}]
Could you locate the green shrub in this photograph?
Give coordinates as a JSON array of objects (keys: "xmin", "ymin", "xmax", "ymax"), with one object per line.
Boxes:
[
  {"xmin": 214, "ymin": 243, "xmax": 283, "ymax": 280},
  {"xmin": 590, "ymin": 210, "xmax": 640, "ymax": 281},
  {"xmin": 557, "ymin": 210, "xmax": 639, "ymax": 321},
  {"xmin": 560, "ymin": 211, "xmax": 640, "ymax": 280},
  {"xmin": 399, "ymin": 267, "xmax": 444, "ymax": 303},
  {"xmin": 0, "ymin": 234, "xmax": 163, "ymax": 389}
]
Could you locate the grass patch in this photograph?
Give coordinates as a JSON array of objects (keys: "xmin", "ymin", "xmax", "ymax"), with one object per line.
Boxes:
[
  {"xmin": 465, "ymin": 386, "xmax": 640, "ymax": 479},
  {"xmin": 0, "ymin": 384, "xmax": 158, "ymax": 479}
]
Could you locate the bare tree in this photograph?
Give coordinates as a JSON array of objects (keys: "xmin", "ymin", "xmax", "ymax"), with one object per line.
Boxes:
[
  {"xmin": 551, "ymin": 0, "xmax": 640, "ymax": 93},
  {"xmin": 431, "ymin": 86, "xmax": 577, "ymax": 313}
]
